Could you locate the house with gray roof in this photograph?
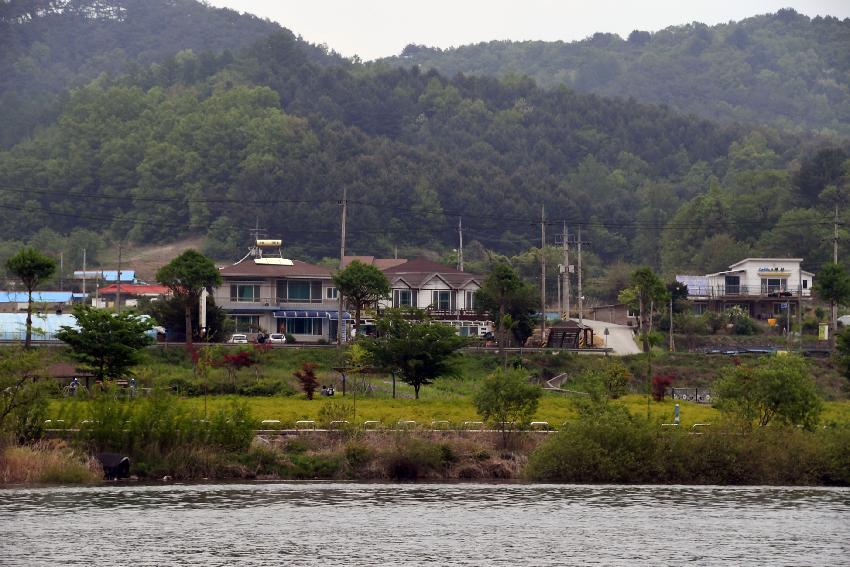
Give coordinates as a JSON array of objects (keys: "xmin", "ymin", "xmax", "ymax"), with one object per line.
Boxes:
[
  {"xmin": 213, "ymin": 245, "xmax": 348, "ymax": 343},
  {"xmin": 363, "ymin": 257, "xmax": 493, "ymax": 338}
]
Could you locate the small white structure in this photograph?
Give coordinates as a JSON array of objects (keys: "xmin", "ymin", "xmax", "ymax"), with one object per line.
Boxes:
[{"xmin": 678, "ymin": 258, "xmax": 814, "ymax": 319}]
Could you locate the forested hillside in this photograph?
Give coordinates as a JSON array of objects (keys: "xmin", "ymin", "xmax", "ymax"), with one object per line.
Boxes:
[
  {"xmin": 381, "ymin": 9, "xmax": 850, "ymax": 137},
  {"xmin": 0, "ymin": 1, "xmax": 848, "ymax": 303},
  {"xmin": 0, "ymin": 0, "xmax": 344, "ymax": 147}
]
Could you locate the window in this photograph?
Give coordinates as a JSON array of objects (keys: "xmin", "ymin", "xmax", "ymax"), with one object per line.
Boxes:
[
  {"xmin": 232, "ymin": 315, "xmax": 260, "ymax": 332},
  {"xmin": 285, "ymin": 318, "xmax": 323, "ymax": 335},
  {"xmin": 465, "ymin": 291, "xmax": 475, "ymax": 310},
  {"xmin": 326, "ymin": 287, "xmax": 338, "ymax": 299},
  {"xmin": 277, "ymin": 280, "xmax": 324, "ymax": 303},
  {"xmin": 230, "ymin": 284, "xmax": 261, "ymax": 303},
  {"xmin": 431, "ymin": 290, "xmax": 452, "ymax": 310},
  {"xmin": 458, "ymin": 326, "xmax": 478, "ymax": 337},
  {"xmin": 724, "ymin": 276, "xmax": 740, "ymax": 295},
  {"xmin": 803, "ymin": 280, "xmax": 808, "ymax": 289},
  {"xmin": 762, "ymin": 278, "xmax": 786, "ymax": 294},
  {"xmin": 393, "ymin": 289, "xmax": 413, "ymax": 308}
]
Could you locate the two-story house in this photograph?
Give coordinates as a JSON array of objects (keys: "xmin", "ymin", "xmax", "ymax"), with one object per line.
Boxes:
[
  {"xmin": 345, "ymin": 257, "xmax": 493, "ymax": 337},
  {"xmin": 677, "ymin": 258, "xmax": 814, "ymax": 320},
  {"xmin": 215, "ymin": 244, "xmax": 348, "ymax": 343}
]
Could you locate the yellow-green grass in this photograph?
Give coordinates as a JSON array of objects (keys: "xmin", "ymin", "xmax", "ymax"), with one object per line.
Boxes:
[{"xmin": 48, "ymin": 394, "xmax": 850, "ymax": 429}]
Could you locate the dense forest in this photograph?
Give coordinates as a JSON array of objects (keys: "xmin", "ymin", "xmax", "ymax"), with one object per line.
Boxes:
[
  {"xmin": 0, "ymin": 0, "xmax": 344, "ymax": 148},
  {"xmin": 381, "ymin": 10, "xmax": 850, "ymax": 137},
  {"xmin": 0, "ymin": 0, "xmax": 849, "ymax": 303}
]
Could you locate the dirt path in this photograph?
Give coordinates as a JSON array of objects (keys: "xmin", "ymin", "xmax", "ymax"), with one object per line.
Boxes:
[{"xmin": 578, "ymin": 319, "xmax": 641, "ymax": 355}]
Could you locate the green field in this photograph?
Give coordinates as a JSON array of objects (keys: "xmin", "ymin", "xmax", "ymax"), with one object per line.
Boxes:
[{"xmin": 42, "ymin": 345, "xmax": 850, "ymax": 429}]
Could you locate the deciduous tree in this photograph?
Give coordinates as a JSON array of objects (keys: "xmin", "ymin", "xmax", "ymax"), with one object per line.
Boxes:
[
  {"xmin": 333, "ymin": 260, "xmax": 390, "ymax": 336},
  {"xmin": 362, "ymin": 310, "xmax": 465, "ymax": 399},
  {"xmin": 714, "ymin": 355, "xmax": 822, "ymax": 430},
  {"xmin": 474, "ymin": 368, "xmax": 541, "ymax": 444},
  {"xmin": 156, "ymin": 250, "xmax": 221, "ymax": 346},
  {"xmin": 5, "ymin": 247, "xmax": 55, "ymax": 348},
  {"xmin": 57, "ymin": 305, "xmax": 154, "ymax": 381}
]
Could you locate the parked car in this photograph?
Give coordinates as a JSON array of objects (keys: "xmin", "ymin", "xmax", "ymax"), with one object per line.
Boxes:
[
  {"xmin": 838, "ymin": 315, "xmax": 850, "ymax": 327},
  {"xmin": 268, "ymin": 333, "xmax": 287, "ymax": 344},
  {"xmin": 228, "ymin": 334, "xmax": 248, "ymax": 344}
]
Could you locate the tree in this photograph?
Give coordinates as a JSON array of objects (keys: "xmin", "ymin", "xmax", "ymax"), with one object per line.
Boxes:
[
  {"xmin": 362, "ymin": 310, "xmax": 466, "ymax": 399},
  {"xmin": 156, "ymin": 250, "xmax": 221, "ymax": 346},
  {"xmin": 476, "ymin": 260, "xmax": 537, "ymax": 355},
  {"xmin": 0, "ymin": 348, "xmax": 49, "ymax": 443},
  {"xmin": 474, "ymin": 368, "xmax": 541, "ymax": 444},
  {"xmin": 814, "ymin": 262, "xmax": 850, "ymax": 347},
  {"xmin": 5, "ymin": 247, "xmax": 56, "ymax": 348},
  {"xmin": 294, "ymin": 362, "xmax": 319, "ymax": 400},
  {"xmin": 332, "ymin": 260, "xmax": 390, "ymax": 336},
  {"xmin": 57, "ymin": 305, "xmax": 154, "ymax": 381},
  {"xmin": 713, "ymin": 355, "xmax": 822, "ymax": 430},
  {"xmin": 619, "ymin": 267, "xmax": 667, "ymax": 352},
  {"xmin": 144, "ymin": 294, "xmax": 231, "ymax": 343}
]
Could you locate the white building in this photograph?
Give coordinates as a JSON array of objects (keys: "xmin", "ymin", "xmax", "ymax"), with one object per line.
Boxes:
[{"xmin": 678, "ymin": 258, "xmax": 814, "ymax": 320}]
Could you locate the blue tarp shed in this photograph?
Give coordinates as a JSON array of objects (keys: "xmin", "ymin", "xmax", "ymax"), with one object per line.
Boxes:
[
  {"xmin": 73, "ymin": 270, "xmax": 135, "ymax": 282},
  {"xmin": 0, "ymin": 313, "xmax": 157, "ymax": 341},
  {"xmin": 0, "ymin": 292, "xmax": 75, "ymax": 303}
]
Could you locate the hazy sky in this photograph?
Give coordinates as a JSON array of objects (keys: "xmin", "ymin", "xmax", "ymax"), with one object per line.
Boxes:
[{"xmin": 207, "ymin": 0, "xmax": 850, "ymax": 61}]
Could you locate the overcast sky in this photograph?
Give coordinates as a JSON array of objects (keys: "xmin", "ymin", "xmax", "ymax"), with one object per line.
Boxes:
[{"xmin": 206, "ymin": 1, "xmax": 850, "ymax": 61}]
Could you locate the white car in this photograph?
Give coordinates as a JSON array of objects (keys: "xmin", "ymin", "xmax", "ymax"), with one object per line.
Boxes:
[
  {"xmin": 268, "ymin": 333, "xmax": 287, "ymax": 344},
  {"xmin": 838, "ymin": 315, "xmax": 850, "ymax": 327},
  {"xmin": 228, "ymin": 334, "xmax": 248, "ymax": 344}
]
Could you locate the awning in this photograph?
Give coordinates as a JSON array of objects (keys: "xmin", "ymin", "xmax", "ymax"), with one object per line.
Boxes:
[{"xmin": 273, "ymin": 310, "xmax": 351, "ymax": 320}]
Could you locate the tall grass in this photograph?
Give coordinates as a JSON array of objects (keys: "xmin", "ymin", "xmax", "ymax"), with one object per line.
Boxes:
[
  {"xmin": 0, "ymin": 441, "xmax": 102, "ymax": 485},
  {"xmin": 527, "ymin": 410, "xmax": 850, "ymax": 485}
]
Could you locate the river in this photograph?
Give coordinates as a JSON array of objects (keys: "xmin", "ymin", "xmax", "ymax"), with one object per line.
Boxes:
[{"xmin": 1, "ymin": 483, "xmax": 848, "ymax": 566}]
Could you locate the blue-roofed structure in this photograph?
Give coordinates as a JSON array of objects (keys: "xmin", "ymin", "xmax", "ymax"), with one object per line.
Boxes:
[
  {"xmin": 73, "ymin": 270, "xmax": 136, "ymax": 282},
  {"xmin": 0, "ymin": 291, "xmax": 76, "ymax": 304},
  {"xmin": 0, "ymin": 312, "xmax": 158, "ymax": 341}
]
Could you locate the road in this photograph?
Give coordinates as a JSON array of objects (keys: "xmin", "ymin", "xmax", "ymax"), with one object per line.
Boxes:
[{"xmin": 577, "ymin": 318, "xmax": 641, "ymax": 355}]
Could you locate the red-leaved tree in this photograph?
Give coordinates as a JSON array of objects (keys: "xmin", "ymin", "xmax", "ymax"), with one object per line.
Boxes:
[
  {"xmin": 652, "ymin": 374, "xmax": 674, "ymax": 402},
  {"xmin": 294, "ymin": 363, "xmax": 319, "ymax": 400}
]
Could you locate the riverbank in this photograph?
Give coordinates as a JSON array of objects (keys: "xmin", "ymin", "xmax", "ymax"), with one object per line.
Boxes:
[{"xmin": 4, "ymin": 421, "xmax": 849, "ymax": 486}]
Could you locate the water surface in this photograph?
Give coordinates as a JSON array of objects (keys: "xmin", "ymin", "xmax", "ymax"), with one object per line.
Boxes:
[{"xmin": 1, "ymin": 483, "xmax": 848, "ymax": 566}]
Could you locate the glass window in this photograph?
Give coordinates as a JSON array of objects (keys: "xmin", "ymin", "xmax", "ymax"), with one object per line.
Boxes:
[
  {"xmin": 394, "ymin": 289, "xmax": 412, "ymax": 307},
  {"xmin": 326, "ymin": 287, "xmax": 338, "ymax": 299},
  {"xmin": 285, "ymin": 318, "xmax": 323, "ymax": 335},
  {"xmin": 432, "ymin": 290, "xmax": 451, "ymax": 310},
  {"xmin": 465, "ymin": 291, "xmax": 475, "ymax": 310},
  {"xmin": 288, "ymin": 281, "xmax": 311, "ymax": 301},
  {"xmin": 230, "ymin": 284, "xmax": 260, "ymax": 302},
  {"xmin": 278, "ymin": 280, "xmax": 323, "ymax": 303},
  {"xmin": 232, "ymin": 315, "xmax": 260, "ymax": 332}
]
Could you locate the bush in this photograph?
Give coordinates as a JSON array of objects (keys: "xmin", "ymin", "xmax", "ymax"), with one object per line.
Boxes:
[{"xmin": 652, "ymin": 374, "xmax": 674, "ymax": 402}]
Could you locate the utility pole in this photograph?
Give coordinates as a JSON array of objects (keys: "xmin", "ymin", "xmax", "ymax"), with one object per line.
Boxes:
[
  {"xmin": 669, "ymin": 294, "xmax": 674, "ymax": 352},
  {"xmin": 834, "ymin": 202, "xmax": 839, "ymax": 263},
  {"xmin": 577, "ymin": 225, "xmax": 583, "ymax": 325},
  {"xmin": 82, "ymin": 248, "xmax": 87, "ymax": 298},
  {"xmin": 337, "ymin": 186, "xmax": 347, "ymax": 347},
  {"xmin": 563, "ymin": 223, "xmax": 570, "ymax": 320},
  {"xmin": 59, "ymin": 252, "xmax": 63, "ymax": 291},
  {"xmin": 540, "ymin": 206, "xmax": 546, "ymax": 344},
  {"xmin": 116, "ymin": 243, "xmax": 122, "ymax": 315},
  {"xmin": 457, "ymin": 217, "xmax": 464, "ymax": 272}
]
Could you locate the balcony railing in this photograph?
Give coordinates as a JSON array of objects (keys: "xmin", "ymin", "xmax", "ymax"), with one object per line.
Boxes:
[
  {"xmin": 687, "ymin": 286, "xmax": 811, "ymax": 299},
  {"xmin": 428, "ymin": 309, "xmax": 487, "ymax": 321},
  {"xmin": 222, "ymin": 297, "xmax": 333, "ymax": 307}
]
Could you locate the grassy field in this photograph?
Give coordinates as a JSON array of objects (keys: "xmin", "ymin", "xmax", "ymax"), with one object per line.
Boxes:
[{"xmin": 41, "ymin": 344, "xmax": 850, "ymax": 429}]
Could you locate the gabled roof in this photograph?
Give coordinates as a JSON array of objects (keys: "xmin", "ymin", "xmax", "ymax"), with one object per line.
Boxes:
[
  {"xmin": 220, "ymin": 259, "xmax": 332, "ymax": 279},
  {"xmin": 342, "ymin": 256, "xmax": 408, "ymax": 270},
  {"xmin": 727, "ymin": 258, "xmax": 803, "ymax": 269},
  {"xmin": 98, "ymin": 284, "xmax": 171, "ymax": 296},
  {"xmin": 381, "ymin": 257, "xmax": 482, "ymax": 289}
]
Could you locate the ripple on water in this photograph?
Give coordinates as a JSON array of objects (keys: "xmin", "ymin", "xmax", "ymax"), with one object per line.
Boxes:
[{"xmin": 1, "ymin": 483, "xmax": 848, "ymax": 566}]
